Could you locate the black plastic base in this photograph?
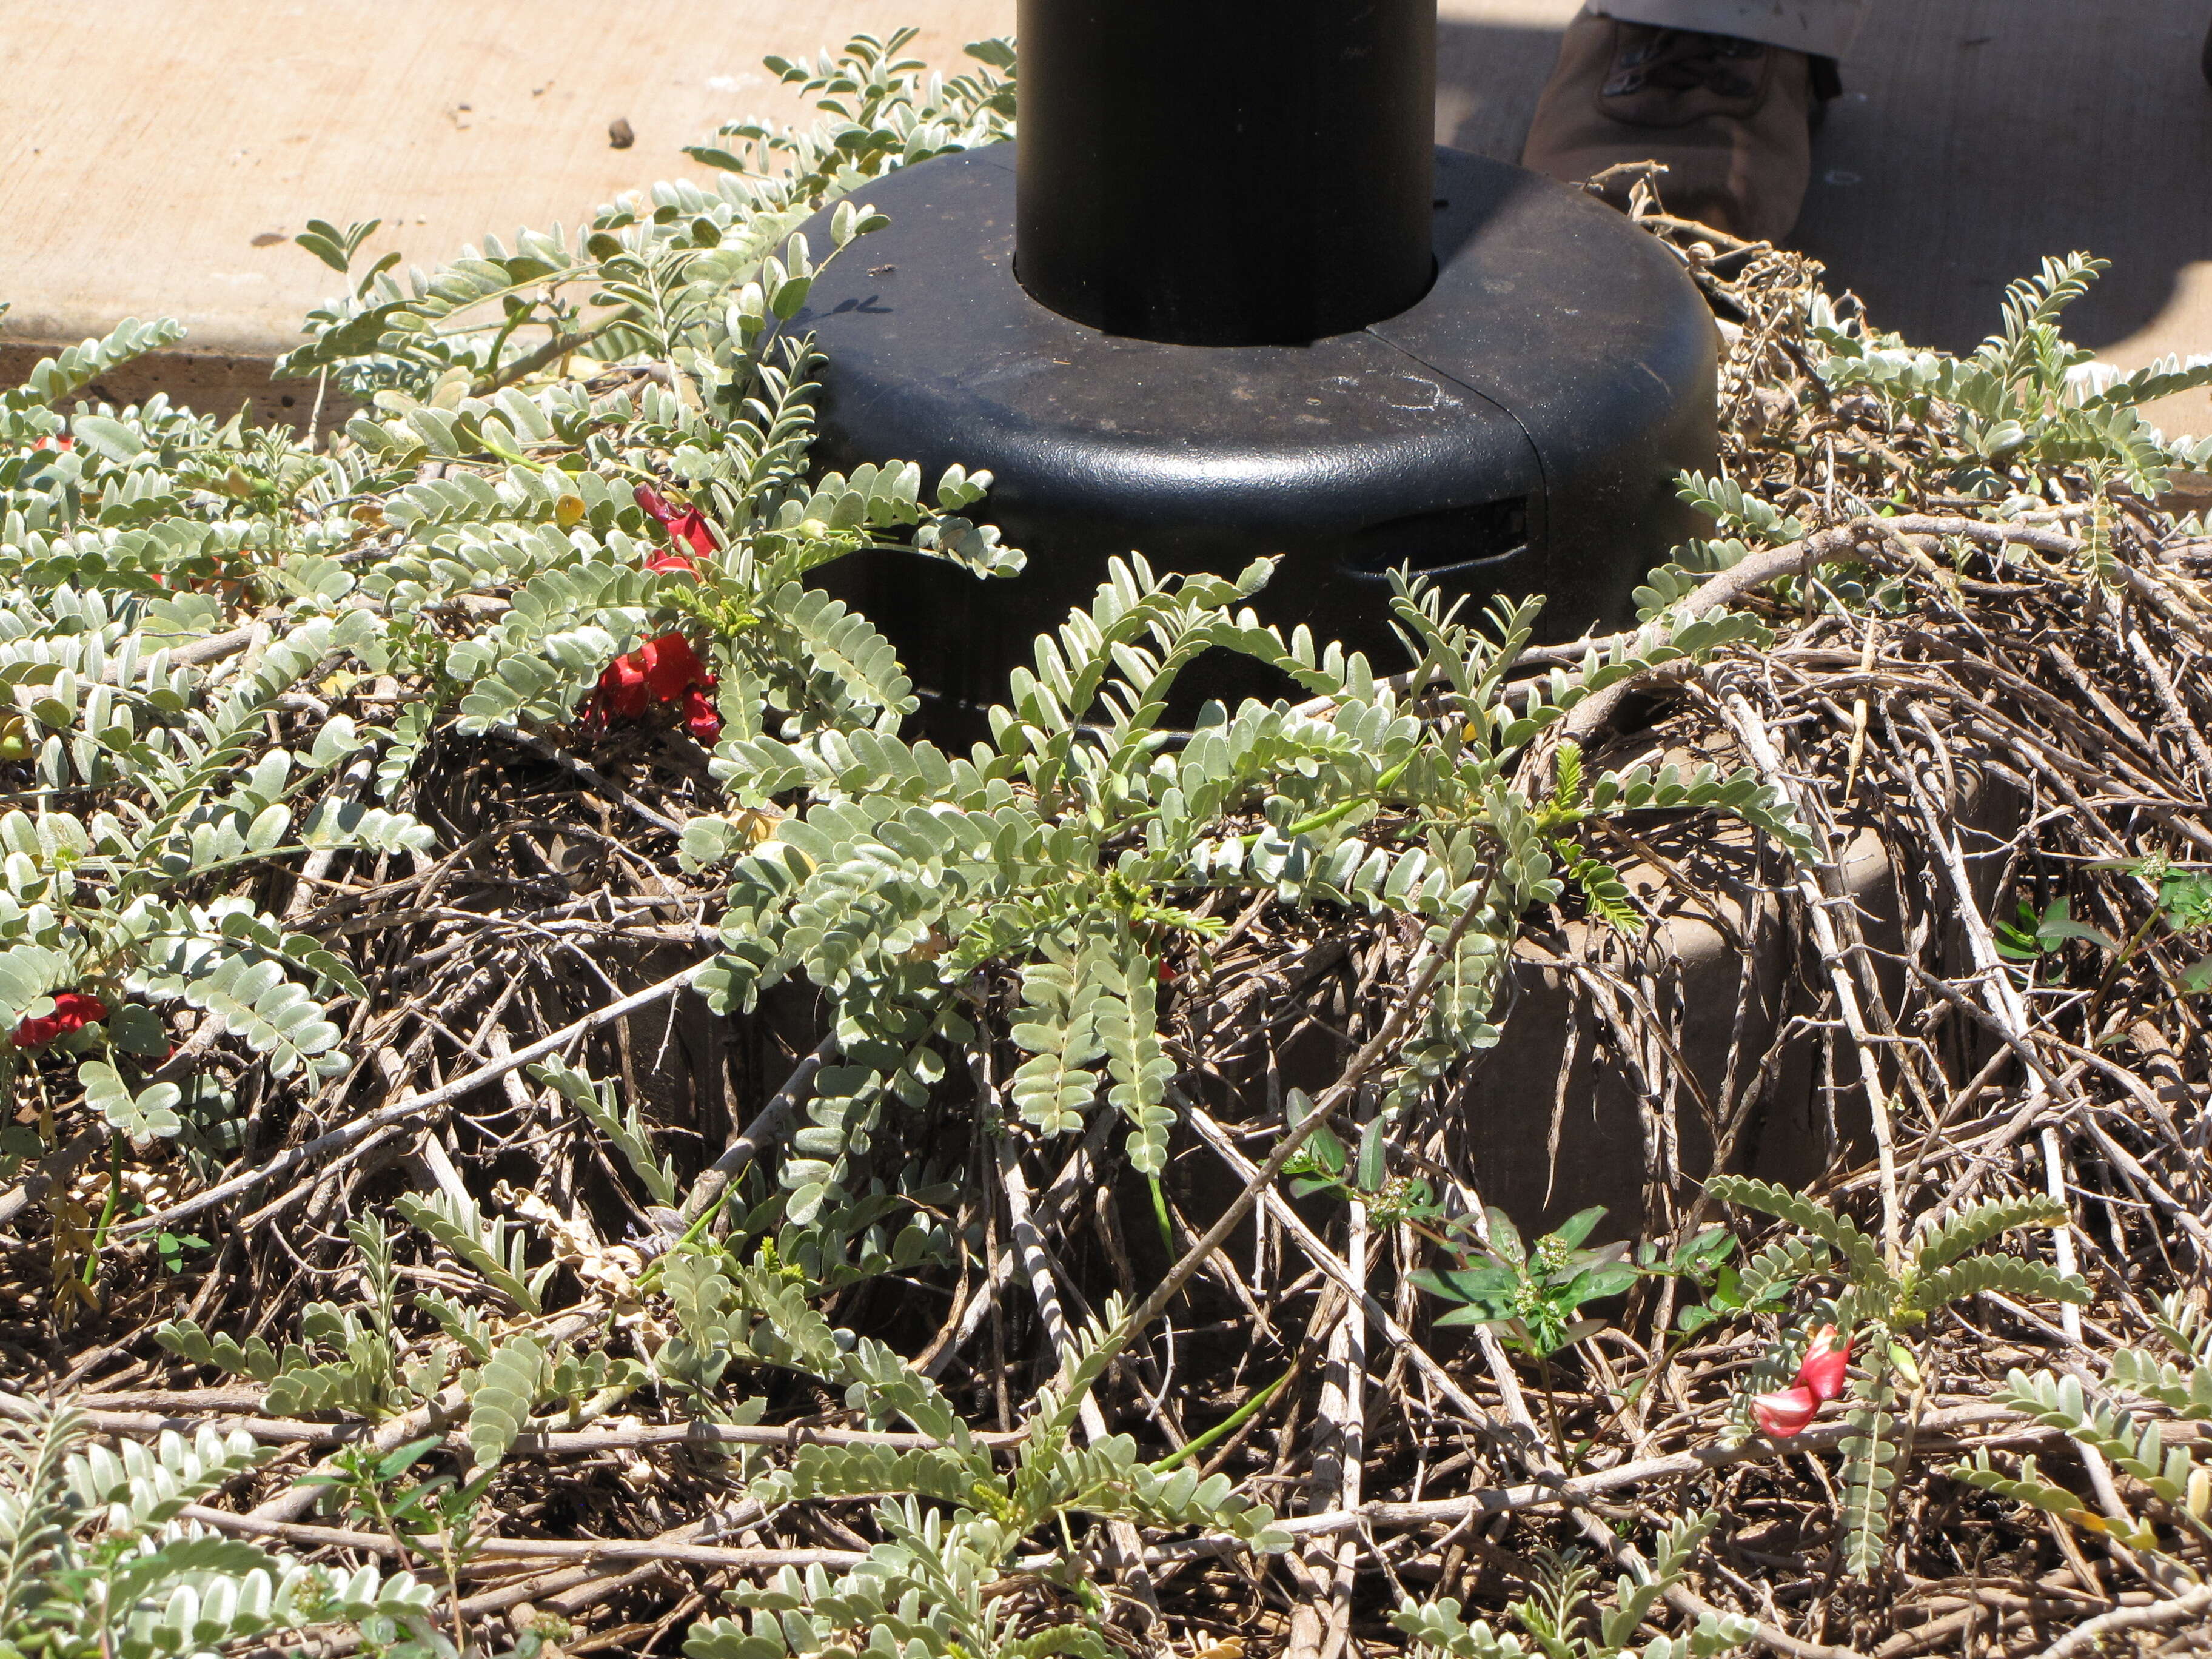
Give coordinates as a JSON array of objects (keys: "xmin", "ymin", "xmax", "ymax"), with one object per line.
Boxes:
[{"xmin": 793, "ymin": 146, "xmax": 1717, "ymax": 729}]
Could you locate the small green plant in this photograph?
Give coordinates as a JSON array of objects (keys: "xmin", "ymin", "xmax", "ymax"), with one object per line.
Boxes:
[
  {"xmin": 1409, "ymin": 1209, "xmax": 1742, "ymax": 1438},
  {"xmin": 1410, "ymin": 1205, "xmax": 1652, "ymax": 1461},
  {"xmin": 151, "ymin": 1227, "xmax": 207, "ymax": 1275},
  {"xmin": 1393, "ymin": 1511, "xmax": 1755, "ymax": 1659},
  {"xmin": 1703, "ymin": 1177, "xmax": 2088, "ymax": 1578},
  {"xmin": 300, "ymin": 1436, "xmax": 495, "ymax": 1649},
  {"xmin": 1410, "ymin": 1205, "xmax": 1640, "ymax": 1359},
  {"xmin": 2086, "ymin": 859, "xmax": 2212, "ymax": 1019},
  {"xmin": 1997, "ymin": 856, "xmax": 2212, "ymax": 1033},
  {"xmin": 1281, "ymin": 1091, "xmax": 1448, "ymax": 1228},
  {"xmin": 1644, "ymin": 1228, "xmax": 1771, "ymax": 1335},
  {"xmin": 1993, "ymin": 895, "xmax": 2120, "ymax": 964}
]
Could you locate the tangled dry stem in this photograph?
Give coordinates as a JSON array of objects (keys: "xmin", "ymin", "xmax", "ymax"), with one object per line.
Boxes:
[{"xmin": 6, "ymin": 212, "xmax": 2212, "ymax": 1659}]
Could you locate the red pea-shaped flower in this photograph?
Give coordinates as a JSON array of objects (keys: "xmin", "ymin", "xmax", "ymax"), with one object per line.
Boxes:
[
  {"xmin": 597, "ymin": 653, "xmax": 652, "ymax": 720},
  {"xmin": 13, "ymin": 991, "xmax": 109, "ymax": 1050},
  {"xmin": 682, "ymin": 687, "xmax": 722, "ymax": 742},
  {"xmin": 1751, "ymin": 1324, "xmax": 1853, "ymax": 1439},
  {"xmin": 635, "ymin": 484, "xmax": 716, "ymax": 559},
  {"xmin": 639, "ymin": 633, "xmax": 712, "ymax": 705},
  {"xmin": 1751, "ymin": 1384, "xmax": 1822, "ymax": 1438},
  {"xmin": 1797, "ymin": 1324, "xmax": 1851, "ymax": 1403}
]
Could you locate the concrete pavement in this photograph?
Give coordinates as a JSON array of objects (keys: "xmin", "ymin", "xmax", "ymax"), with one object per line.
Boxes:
[
  {"xmin": 0, "ymin": 1, "xmax": 1013, "ymax": 420},
  {"xmin": 3, "ymin": 1, "xmax": 2207, "ymax": 434}
]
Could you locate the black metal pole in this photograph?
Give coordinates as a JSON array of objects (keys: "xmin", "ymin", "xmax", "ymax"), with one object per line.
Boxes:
[{"xmin": 1014, "ymin": 0, "xmax": 1438, "ymax": 347}]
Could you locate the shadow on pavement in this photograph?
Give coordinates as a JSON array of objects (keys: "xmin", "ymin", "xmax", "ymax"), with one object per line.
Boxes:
[
  {"xmin": 1801, "ymin": 0, "xmax": 2212, "ymax": 355},
  {"xmin": 1439, "ymin": 2, "xmax": 2212, "ymax": 358},
  {"xmin": 1435, "ymin": 18, "xmax": 1564, "ymax": 161}
]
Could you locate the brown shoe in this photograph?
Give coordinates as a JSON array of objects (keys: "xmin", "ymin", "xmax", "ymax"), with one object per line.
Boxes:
[{"xmin": 1521, "ymin": 14, "xmax": 1821, "ymax": 244}]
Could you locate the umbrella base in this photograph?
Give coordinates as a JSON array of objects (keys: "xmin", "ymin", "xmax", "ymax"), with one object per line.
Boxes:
[{"xmin": 793, "ymin": 146, "xmax": 1719, "ymax": 734}]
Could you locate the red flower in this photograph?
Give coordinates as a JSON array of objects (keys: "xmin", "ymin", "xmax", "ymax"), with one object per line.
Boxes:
[
  {"xmin": 638, "ymin": 632, "xmax": 710, "ymax": 704},
  {"xmin": 682, "ymin": 687, "xmax": 722, "ymax": 742},
  {"xmin": 635, "ymin": 484, "xmax": 715, "ymax": 562},
  {"xmin": 1752, "ymin": 1324, "xmax": 1852, "ymax": 1438},
  {"xmin": 668, "ymin": 511, "xmax": 714, "ymax": 557},
  {"xmin": 1751, "ymin": 1385, "xmax": 1822, "ymax": 1438},
  {"xmin": 1797, "ymin": 1324, "xmax": 1851, "ymax": 1401},
  {"xmin": 13, "ymin": 991, "xmax": 107, "ymax": 1050},
  {"xmin": 594, "ymin": 652, "xmax": 651, "ymax": 722},
  {"xmin": 584, "ymin": 632, "xmax": 719, "ymax": 738},
  {"xmin": 32, "ymin": 435, "xmax": 73, "ymax": 453}
]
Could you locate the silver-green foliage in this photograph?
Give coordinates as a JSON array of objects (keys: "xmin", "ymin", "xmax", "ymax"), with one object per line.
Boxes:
[
  {"xmin": 1954, "ymin": 1293, "xmax": 2212, "ymax": 1555},
  {"xmin": 0, "ymin": 31, "xmax": 1021, "ymax": 1215},
  {"xmin": 2, "ymin": 25, "xmax": 1809, "ymax": 1305},
  {"xmin": 283, "ymin": 30, "xmax": 1009, "ymax": 401},
  {"xmin": 691, "ymin": 559, "xmax": 1797, "ymax": 1235},
  {"xmin": 152, "ymin": 1207, "xmax": 651, "ymax": 1493},
  {"xmin": 0, "ymin": 354, "xmax": 417, "ymax": 1155},
  {"xmin": 1807, "ymin": 255, "xmax": 2212, "ymax": 497},
  {"xmin": 0, "ymin": 1401, "xmax": 432, "ymax": 1659},
  {"xmin": 0, "ymin": 584, "xmax": 426, "ymax": 1104},
  {"xmin": 154, "ymin": 1217, "xmax": 444, "ymax": 1420},
  {"xmin": 687, "ymin": 32, "xmax": 1015, "ymax": 200},
  {"xmin": 1635, "ymin": 254, "xmax": 2212, "ymax": 620},
  {"xmin": 688, "ymin": 1298, "xmax": 1284, "ymax": 1659},
  {"xmin": 533, "ymin": 1055, "xmax": 679, "ymax": 1207}
]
